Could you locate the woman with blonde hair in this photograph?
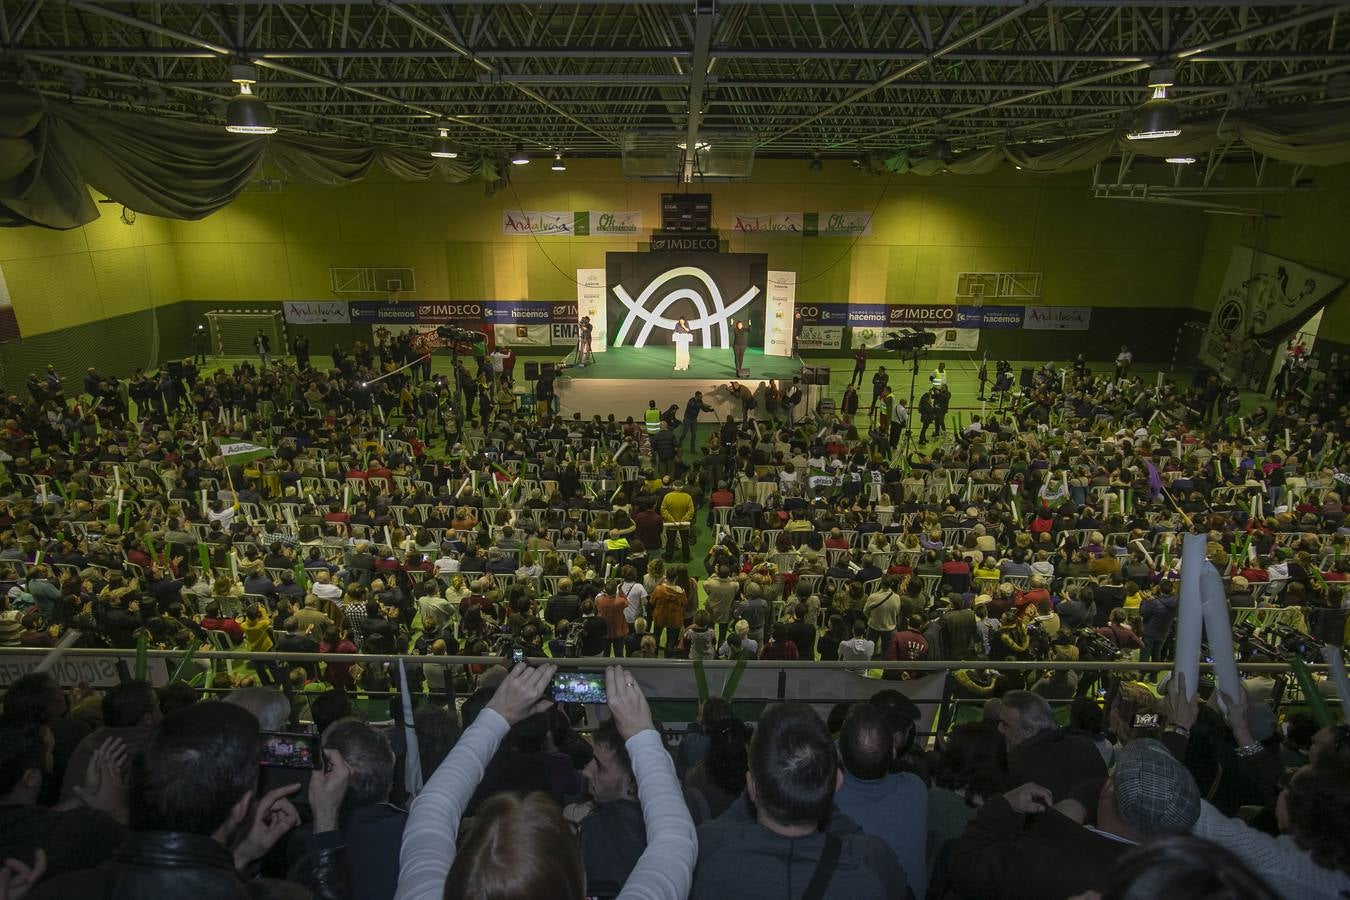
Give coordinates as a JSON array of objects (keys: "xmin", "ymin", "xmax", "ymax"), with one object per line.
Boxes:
[{"xmin": 397, "ymin": 664, "xmax": 695, "ymax": 900}]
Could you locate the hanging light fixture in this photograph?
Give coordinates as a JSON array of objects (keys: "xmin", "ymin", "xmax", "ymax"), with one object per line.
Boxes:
[
  {"xmin": 430, "ymin": 123, "xmax": 458, "ymax": 159},
  {"xmin": 1127, "ymin": 68, "xmax": 1181, "ymax": 140},
  {"xmin": 224, "ymin": 63, "xmax": 276, "ymax": 135},
  {"xmin": 1166, "ymin": 156, "xmax": 1197, "ymax": 164},
  {"xmin": 551, "ymin": 152, "xmax": 566, "ymax": 172},
  {"xmin": 510, "ymin": 146, "xmax": 530, "ymax": 165}
]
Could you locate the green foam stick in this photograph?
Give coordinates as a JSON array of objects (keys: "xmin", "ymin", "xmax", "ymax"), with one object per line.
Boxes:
[
  {"xmin": 693, "ymin": 657, "xmax": 709, "ymax": 708},
  {"xmin": 721, "ymin": 650, "xmax": 750, "ymax": 701},
  {"xmin": 134, "ymin": 632, "xmax": 147, "ymax": 682},
  {"xmin": 1289, "ymin": 657, "xmax": 1334, "ymax": 728}
]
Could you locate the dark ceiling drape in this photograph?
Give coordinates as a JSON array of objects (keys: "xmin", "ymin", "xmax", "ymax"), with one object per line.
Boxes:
[{"xmin": 0, "ymin": 86, "xmax": 496, "ymax": 229}]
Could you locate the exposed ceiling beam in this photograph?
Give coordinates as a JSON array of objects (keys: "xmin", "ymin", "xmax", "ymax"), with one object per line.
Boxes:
[
  {"xmin": 376, "ymin": 0, "xmax": 620, "ymax": 146},
  {"xmin": 759, "ymin": 0, "xmax": 1047, "ymax": 147},
  {"xmin": 681, "ymin": 0, "xmax": 716, "ymax": 182}
]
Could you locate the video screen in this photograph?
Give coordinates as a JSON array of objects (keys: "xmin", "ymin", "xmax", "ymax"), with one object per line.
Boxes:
[
  {"xmin": 550, "ymin": 672, "xmax": 608, "ymax": 705},
  {"xmin": 260, "ymin": 732, "xmax": 321, "ymax": 770}
]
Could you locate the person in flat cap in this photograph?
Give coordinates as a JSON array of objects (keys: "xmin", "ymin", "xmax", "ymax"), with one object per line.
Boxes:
[{"xmin": 946, "ymin": 738, "xmax": 1200, "ymax": 900}]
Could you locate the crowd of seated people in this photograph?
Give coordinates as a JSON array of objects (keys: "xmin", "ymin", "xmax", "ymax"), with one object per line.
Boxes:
[{"xmin": 0, "ymin": 346, "xmax": 1346, "ymax": 897}]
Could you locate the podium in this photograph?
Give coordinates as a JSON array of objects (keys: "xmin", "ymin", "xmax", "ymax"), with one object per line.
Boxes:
[{"xmin": 672, "ymin": 332, "xmax": 692, "ymax": 371}]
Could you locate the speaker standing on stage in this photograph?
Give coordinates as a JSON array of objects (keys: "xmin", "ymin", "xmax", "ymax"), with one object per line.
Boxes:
[
  {"xmin": 577, "ymin": 316, "xmax": 594, "ymax": 367},
  {"xmin": 732, "ymin": 320, "xmax": 748, "ymax": 377},
  {"xmin": 673, "ymin": 317, "xmax": 692, "ymax": 372}
]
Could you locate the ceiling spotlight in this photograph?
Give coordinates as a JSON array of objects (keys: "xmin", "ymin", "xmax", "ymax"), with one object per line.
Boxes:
[
  {"xmin": 430, "ymin": 124, "xmax": 458, "ymax": 159},
  {"xmin": 551, "ymin": 152, "xmax": 566, "ymax": 172},
  {"xmin": 224, "ymin": 63, "xmax": 276, "ymax": 135},
  {"xmin": 510, "ymin": 146, "xmax": 530, "ymax": 165},
  {"xmin": 676, "ymin": 140, "xmax": 711, "ymax": 151},
  {"xmin": 809, "ymin": 152, "xmax": 823, "ymax": 172},
  {"xmin": 1127, "ymin": 67, "xmax": 1181, "ymax": 140},
  {"xmin": 1166, "ymin": 156, "xmax": 1197, "ymax": 165}
]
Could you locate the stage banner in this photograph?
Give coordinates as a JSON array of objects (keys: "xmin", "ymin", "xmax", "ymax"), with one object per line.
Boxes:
[
  {"xmin": 764, "ymin": 271, "xmax": 797, "ymax": 357},
  {"xmin": 606, "ymin": 251, "xmax": 767, "ymax": 349},
  {"xmin": 577, "ymin": 268, "xmax": 608, "ymax": 355},
  {"xmin": 283, "ymin": 301, "xmax": 350, "ymax": 325},
  {"xmin": 1198, "ymin": 246, "xmax": 1346, "ymax": 389},
  {"xmin": 494, "ymin": 324, "xmax": 552, "ymax": 347},
  {"xmin": 957, "ymin": 305, "xmax": 1024, "ymax": 329},
  {"xmin": 1023, "ymin": 305, "xmax": 1092, "ymax": 330}
]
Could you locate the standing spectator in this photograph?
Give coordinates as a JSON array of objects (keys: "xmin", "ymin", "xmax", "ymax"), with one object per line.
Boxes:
[
  {"xmin": 691, "ymin": 703, "xmax": 909, "ymax": 899},
  {"xmin": 834, "ymin": 704, "xmax": 929, "ymax": 899},
  {"xmin": 253, "ymin": 329, "xmax": 272, "ymax": 368}
]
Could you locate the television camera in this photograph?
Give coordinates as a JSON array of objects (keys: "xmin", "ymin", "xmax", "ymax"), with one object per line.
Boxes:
[{"xmin": 882, "ymin": 329, "xmax": 937, "ymax": 353}]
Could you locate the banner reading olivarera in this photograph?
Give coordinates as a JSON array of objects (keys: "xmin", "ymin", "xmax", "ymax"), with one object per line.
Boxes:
[
  {"xmin": 730, "ymin": 212, "xmax": 873, "ymax": 236},
  {"xmin": 501, "ymin": 210, "xmax": 644, "ymax": 236}
]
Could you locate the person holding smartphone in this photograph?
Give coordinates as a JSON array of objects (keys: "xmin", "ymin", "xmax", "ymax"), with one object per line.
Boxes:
[{"xmin": 396, "ymin": 665, "xmax": 696, "ymax": 900}]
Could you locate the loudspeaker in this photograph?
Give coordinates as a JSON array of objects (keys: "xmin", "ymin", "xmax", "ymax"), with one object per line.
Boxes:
[
  {"xmin": 541, "ymin": 362, "xmax": 556, "ymax": 376},
  {"xmin": 800, "ymin": 365, "xmax": 831, "ymax": 386},
  {"xmin": 1019, "ymin": 366, "xmax": 1034, "ymax": 389},
  {"xmin": 524, "ymin": 361, "xmax": 540, "ymax": 380}
]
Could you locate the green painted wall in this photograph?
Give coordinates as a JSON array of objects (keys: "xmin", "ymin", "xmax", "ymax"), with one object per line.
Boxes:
[{"xmin": 0, "ymin": 157, "xmax": 1226, "ymax": 387}]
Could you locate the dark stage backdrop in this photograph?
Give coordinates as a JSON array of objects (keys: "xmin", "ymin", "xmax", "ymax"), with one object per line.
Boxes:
[{"xmin": 605, "ymin": 251, "xmax": 767, "ymax": 349}]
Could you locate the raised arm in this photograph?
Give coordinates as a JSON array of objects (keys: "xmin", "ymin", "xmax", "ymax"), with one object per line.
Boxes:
[
  {"xmin": 395, "ymin": 663, "xmax": 555, "ymax": 900},
  {"xmin": 606, "ymin": 667, "xmax": 698, "ymax": 900}
]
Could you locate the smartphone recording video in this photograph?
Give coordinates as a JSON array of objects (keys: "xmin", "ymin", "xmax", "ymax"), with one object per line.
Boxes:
[
  {"xmin": 260, "ymin": 732, "xmax": 322, "ymax": 770},
  {"xmin": 550, "ymin": 671, "xmax": 608, "ymax": 704}
]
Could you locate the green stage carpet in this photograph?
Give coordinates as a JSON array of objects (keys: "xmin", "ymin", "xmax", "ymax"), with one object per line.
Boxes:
[{"xmin": 565, "ymin": 346, "xmax": 801, "ymax": 381}]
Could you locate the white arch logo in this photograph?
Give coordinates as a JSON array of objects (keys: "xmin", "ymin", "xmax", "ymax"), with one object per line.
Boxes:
[{"xmin": 612, "ymin": 265, "xmax": 760, "ymax": 348}]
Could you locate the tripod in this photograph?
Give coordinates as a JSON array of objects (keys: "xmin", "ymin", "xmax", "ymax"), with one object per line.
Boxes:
[{"xmin": 897, "ymin": 348, "xmax": 926, "ymax": 466}]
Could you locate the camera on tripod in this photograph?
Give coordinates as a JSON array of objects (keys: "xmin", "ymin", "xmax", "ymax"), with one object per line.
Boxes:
[
  {"xmin": 882, "ymin": 329, "xmax": 937, "ymax": 352},
  {"xmin": 436, "ymin": 325, "xmax": 481, "ymax": 343}
]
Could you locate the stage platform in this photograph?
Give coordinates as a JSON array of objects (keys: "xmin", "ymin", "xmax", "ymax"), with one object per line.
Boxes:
[
  {"xmin": 557, "ymin": 346, "xmax": 804, "ymax": 419},
  {"xmin": 564, "ymin": 346, "xmax": 800, "ymax": 381}
]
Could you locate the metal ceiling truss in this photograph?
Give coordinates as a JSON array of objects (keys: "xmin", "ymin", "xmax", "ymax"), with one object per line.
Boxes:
[{"xmin": 4, "ymin": 1, "xmax": 1350, "ymax": 171}]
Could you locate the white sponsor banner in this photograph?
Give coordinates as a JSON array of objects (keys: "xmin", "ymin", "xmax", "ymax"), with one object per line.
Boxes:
[
  {"xmin": 1198, "ymin": 246, "xmax": 1346, "ymax": 389},
  {"xmin": 493, "ymin": 324, "xmax": 552, "ymax": 347},
  {"xmin": 923, "ymin": 326, "xmax": 980, "ymax": 351},
  {"xmin": 577, "ymin": 267, "xmax": 607, "ymax": 355},
  {"xmin": 1023, "ymin": 305, "xmax": 1092, "ymax": 331},
  {"xmin": 731, "ymin": 212, "xmax": 804, "ymax": 234},
  {"xmin": 798, "ymin": 325, "xmax": 844, "ymax": 350},
  {"xmin": 764, "ymin": 270, "xmax": 797, "ymax": 357},
  {"xmin": 283, "ymin": 300, "xmax": 350, "ymax": 325},
  {"xmin": 818, "ymin": 211, "xmax": 873, "ymax": 236},
  {"xmin": 588, "ymin": 211, "xmax": 643, "ymax": 235},
  {"xmin": 551, "ymin": 322, "xmax": 578, "ymax": 347},
  {"xmin": 0, "ymin": 653, "xmax": 171, "ymax": 687},
  {"xmin": 502, "ymin": 210, "xmax": 574, "ymax": 236}
]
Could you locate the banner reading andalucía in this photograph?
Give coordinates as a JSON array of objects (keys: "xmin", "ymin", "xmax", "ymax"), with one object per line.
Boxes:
[
  {"xmin": 731, "ymin": 212, "xmax": 873, "ymax": 237},
  {"xmin": 502, "ymin": 210, "xmax": 644, "ymax": 236}
]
